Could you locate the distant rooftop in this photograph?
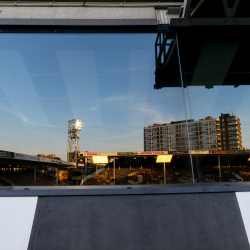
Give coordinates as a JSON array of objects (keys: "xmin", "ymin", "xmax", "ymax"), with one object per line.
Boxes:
[{"xmin": 146, "ymin": 116, "xmax": 222, "ymax": 128}]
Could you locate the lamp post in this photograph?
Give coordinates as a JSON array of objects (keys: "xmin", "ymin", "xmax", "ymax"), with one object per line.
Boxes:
[
  {"xmin": 156, "ymin": 155, "xmax": 173, "ymax": 184},
  {"xmin": 68, "ymin": 118, "xmax": 84, "ymax": 168}
]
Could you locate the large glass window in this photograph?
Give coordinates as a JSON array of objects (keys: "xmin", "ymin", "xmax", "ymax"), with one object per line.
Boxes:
[
  {"xmin": 1, "ymin": 31, "xmax": 250, "ymax": 186},
  {"xmin": 0, "ymin": 33, "xmax": 189, "ymax": 186},
  {"xmin": 176, "ymin": 32, "xmax": 250, "ymax": 184}
]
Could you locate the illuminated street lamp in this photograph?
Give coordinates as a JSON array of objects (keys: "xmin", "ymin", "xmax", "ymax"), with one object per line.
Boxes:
[
  {"xmin": 156, "ymin": 155, "xmax": 173, "ymax": 184},
  {"xmin": 67, "ymin": 119, "xmax": 84, "ymax": 166}
]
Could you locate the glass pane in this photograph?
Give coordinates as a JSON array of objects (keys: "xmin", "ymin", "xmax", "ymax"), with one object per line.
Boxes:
[
  {"xmin": 176, "ymin": 33, "xmax": 250, "ymax": 183},
  {"xmin": 0, "ymin": 33, "xmax": 192, "ymax": 186}
]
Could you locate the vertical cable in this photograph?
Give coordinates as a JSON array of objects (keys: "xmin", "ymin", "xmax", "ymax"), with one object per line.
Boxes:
[
  {"xmin": 186, "ymin": 87, "xmax": 193, "ymax": 119},
  {"xmin": 176, "ymin": 33, "xmax": 195, "ymax": 183}
]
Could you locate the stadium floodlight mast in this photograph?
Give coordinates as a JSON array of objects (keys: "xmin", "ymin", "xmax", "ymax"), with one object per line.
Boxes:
[{"xmin": 67, "ymin": 118, "xmax": 84, "ymax": 166}]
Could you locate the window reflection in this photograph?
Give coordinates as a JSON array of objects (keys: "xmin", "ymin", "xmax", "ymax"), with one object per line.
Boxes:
[
  {"xmin": 0, "ymin": 32, "xmax": 250, "ymax": 186},
  {"xmin": 174, "ymin": 33, "xmax": 250, "ymax": 184}
]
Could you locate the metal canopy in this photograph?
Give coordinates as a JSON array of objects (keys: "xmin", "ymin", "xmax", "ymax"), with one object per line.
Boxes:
[
  {"xmin": 153, "ymin": 0, "xmax": 250, "ymax": 89},
  {"xmin": 155, "ymin": 32, "xmax": 250, "ymax": 89},
  {"xmin": 182, "ymin": 0, "xmax": 248, "ymax": 18},
  {"xmin": 0, "ymin": 0, "xmax": 249, "ymax": 28},
  {"xmin": 169, "ymin": 0, "xmax": 250, "ymax": 26},
  {"xmin": 0, "ymin": 1, "xmax": 249, "ymax": 88},
  {"xmin": 0, "ymin": 0, "xmax": 250, "ymax": 32}
]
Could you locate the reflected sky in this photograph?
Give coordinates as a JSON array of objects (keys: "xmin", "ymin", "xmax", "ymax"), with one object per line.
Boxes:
[{"xmin": 0, "ymin": 33, "xmax": 249, "ymax": 160}]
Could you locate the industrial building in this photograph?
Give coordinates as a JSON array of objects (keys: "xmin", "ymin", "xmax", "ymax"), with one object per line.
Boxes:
[{"xmin": 144, "ymin": 113, "xmax": 243, "ymax": 152}]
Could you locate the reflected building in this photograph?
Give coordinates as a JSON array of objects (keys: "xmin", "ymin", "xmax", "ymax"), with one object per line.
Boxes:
[
  {"xmin": 220, "ymin": 113, "xmax": 243, "ymax": 150},
  {"xmin": 144, "ymin": 114, "xmax": 243, "ymax": 152}
]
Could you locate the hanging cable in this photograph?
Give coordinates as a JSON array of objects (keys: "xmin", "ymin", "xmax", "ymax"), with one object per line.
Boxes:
[
  {"xmin": 186, "ymin": 87, "xmax": 193, "ymax": 120},
  {"xmin": 176, "ymin": 33, "xmax": 195, "ymax": 184}
]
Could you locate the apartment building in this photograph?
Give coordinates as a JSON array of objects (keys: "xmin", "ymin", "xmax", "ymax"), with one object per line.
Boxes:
[
  {"xmin": 220, "ymin": 113, "xmax": 243, "ymax": 150},
  {"xmin": 144, "ymin": 114, "xmax": 242, "ymax": 152}
]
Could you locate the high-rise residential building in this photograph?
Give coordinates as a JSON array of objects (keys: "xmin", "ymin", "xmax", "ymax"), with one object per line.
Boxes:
[
  {"xmin": 220, "ymin": 113, "xmax": 243, "ymax": 150},
  {"xmin": 144, "ymin": 114, "xmax": 243, "ymax": 152}
]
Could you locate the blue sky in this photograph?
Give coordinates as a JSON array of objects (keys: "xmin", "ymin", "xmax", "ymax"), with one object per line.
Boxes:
[{"xmin": 0, "ymin": 33, "xmax": 249, "ymax": 160}]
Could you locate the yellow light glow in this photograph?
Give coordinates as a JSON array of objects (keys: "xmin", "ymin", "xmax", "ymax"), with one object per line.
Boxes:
[
  {"xmin": 75, "ymin": 121, "xmax": 83, "ymax": 129},
  {"xmin": 248, "ymin": 157, "xmax": 250, "ymax": 161},
  {"xmin": 92, "ymin": 156, "xmax": 108, "ymax": 164},
  {"xmin": 156, "ymin": 155, "xmax": 173, "ymax": 163}
]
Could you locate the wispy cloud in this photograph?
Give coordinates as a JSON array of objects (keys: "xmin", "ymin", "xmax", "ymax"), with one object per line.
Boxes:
[
  {"xmin": 0, "ymin": 107, "xmax": 57, "ymax": 128},
  {"xmin": 102, "ymin": 95, "xmax": 129, "ymax": 103},
  {"xmin": 0, "ymin": 107, "xmax": 34, "ymax": 125},
  {"xmin": 89, "ymin": 106, "xmax": 99, "ymax": 110},
  {"xmin": 138, "ymin": 105, "xmax": 174, "ymax": 124}
]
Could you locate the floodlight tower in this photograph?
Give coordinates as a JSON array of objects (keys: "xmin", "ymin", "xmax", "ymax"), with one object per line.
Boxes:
[{"xmin": 67, "ymin": 119, "xmax": 84, "ymax": 165}]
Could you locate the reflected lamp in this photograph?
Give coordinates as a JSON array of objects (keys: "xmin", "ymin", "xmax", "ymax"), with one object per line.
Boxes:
[
  {"xmin": 93, "ymin": 156, "xmax": 108, "ymax": 164},
  {"xmin": 156, "ymin": 155, "xmax": 173, "ymax": 163},
  {"xmin": 74, "ymin": 119, "xmax": 84, "ymax": 130}
]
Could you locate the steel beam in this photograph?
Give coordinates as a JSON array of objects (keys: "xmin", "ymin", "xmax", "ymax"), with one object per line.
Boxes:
[
  {"xmin": 182, "ymin": 0, "xmax": 193, "ymax": 18},
  {"xmin": 156, "ymin": 10, "xmax": 180, "ymax": 24},
  {"xmin": 223, "ymin": 0, "xmax": 240, "ymax": 18},
  {"xmin": 0, "ymin": 2, "xmax": 184, "ymax": 7},
  {"xmin": 0, "ymin": 18, "xmax": 158, "ymax": 26},
  {"xmin": 171, "ymin": 17, "xmax": 250, "ymax": 26}
]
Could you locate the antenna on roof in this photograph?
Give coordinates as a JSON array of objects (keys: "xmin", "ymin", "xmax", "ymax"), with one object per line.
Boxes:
[
  {"xmin": 232, "ymin": 110, "xmax": 233, "ymax": 116},
  {"xmin": 144, "ymin": 122, "xmax": 145, "ymax": 127}
]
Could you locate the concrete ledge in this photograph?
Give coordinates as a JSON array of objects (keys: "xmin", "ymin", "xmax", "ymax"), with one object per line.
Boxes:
[
  {"xmin": 2, "ymin": 183, "xmax": 250, "ymax": 196},
  {"xmin": 0, "ymin": 6, "xmax": 156, "ymax": 24}
]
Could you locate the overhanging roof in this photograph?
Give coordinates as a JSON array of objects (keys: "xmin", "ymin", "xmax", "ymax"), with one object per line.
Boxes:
[
  {"xmin": 0, "ymin": 0, "xmax": 182, "ymax": 28},
  {"xmin": 0, "ymin": 0, "xmax": 249, "ymax": 31},
  {"xmin": 0, "ymin": 150, "xmax": 74, "ymax": 167},
  {"xmin": 154, "ymin": 31, "xmax": 250, "ymax": 89}
]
